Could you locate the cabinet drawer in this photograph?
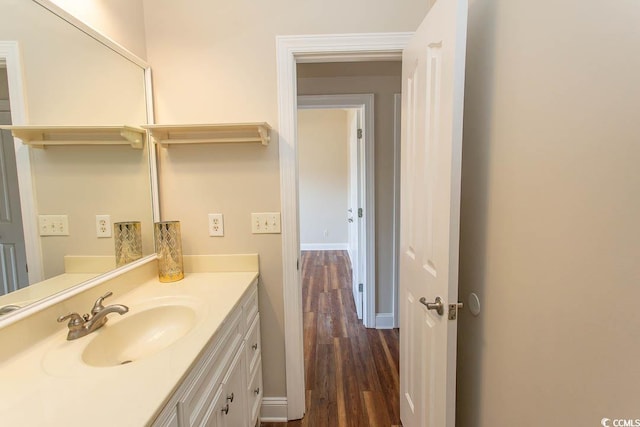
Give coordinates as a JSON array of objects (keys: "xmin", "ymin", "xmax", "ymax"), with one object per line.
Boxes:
[
  {"xmin": 247, "ymin": 364, "xmax": 263, "ymax": 426},
  {"xmin": 242, "ymin": 283, "xmax": 259, "ymax": 330},
  {"xmin": 179, "ymin": 309, "xmax": 243, "ymax": 426},
  {"xmin": 245, "ymin": 313, "xmax": 261, "ymax": 377}
]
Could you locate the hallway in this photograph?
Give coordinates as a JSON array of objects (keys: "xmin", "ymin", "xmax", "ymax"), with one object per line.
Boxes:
[{"xmin": 262, "ymin": 250, "xmax": 400, "ymax": 427}]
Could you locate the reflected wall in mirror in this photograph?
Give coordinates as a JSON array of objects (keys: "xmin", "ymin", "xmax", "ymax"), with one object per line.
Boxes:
[{"xmin": 0, "ymin": 0, "xmax": 154, "ymax": 316}]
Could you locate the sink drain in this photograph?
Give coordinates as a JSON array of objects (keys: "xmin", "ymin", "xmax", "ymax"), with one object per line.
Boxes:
[{"xmin": 120, "ymin": 360, "xmax": 133, "ymax": 365}]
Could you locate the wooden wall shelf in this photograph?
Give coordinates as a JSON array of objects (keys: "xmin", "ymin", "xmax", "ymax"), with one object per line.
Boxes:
[
  {"xmin": 143, "ymin": 123, "xmax": 271, "ymax": 146},
  {"xmin": 2, "ymin": 125, "xmax": 145, "ymax": 149}
]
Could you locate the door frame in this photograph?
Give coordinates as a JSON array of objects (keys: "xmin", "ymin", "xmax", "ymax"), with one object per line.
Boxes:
[
  {"xmin": 297, "ymin": 94, "xmax": 374, "ymax": 323},
  {"xmin": 0, "ymin": 42, "xmax": 44, "ymax": 284},
  {"xmin": 276, "ymin": 32, "xmax": 412, "ymax": 420}
]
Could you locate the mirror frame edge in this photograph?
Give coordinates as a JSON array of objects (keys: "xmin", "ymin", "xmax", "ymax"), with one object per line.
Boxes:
[
  {"xmin": 0, "ymin": 254, "xmax": 158, "ymax": 329},
  {"xmin": 0, "ymin": 1, "xmax": 159, "ymax": 326}
]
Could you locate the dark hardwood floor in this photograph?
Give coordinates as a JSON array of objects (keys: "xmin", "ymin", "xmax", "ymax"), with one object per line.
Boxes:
[{"xmin": 261, "ymin": 250, "xmax": 401, "ymax": 427}]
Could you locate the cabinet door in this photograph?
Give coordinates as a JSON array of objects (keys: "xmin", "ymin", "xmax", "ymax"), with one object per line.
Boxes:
[
  {"xmin": 221, "ymin": 343, "xmax": 247, "ymax": 427},
  {"xmin": 200, "ymin": 386, "xmax": 225, "ymax": 427}
]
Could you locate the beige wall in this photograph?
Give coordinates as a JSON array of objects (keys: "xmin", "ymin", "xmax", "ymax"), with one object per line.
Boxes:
[
  {"xmin": 298, "ymin": 62, "xmax": 402, "ymax": 314},
  {"xmin": 0, "ymin": 1, "xmax": 146, "ymax": 126},
  {"xmin": 49, "ymin": 0, "xmax": 148, "ymax": 59},
  {"xmin": 457, "ymin": 0, "xmax": 640, "ymax": 425},
  {"xmin": 34, "ymin": 144, "xmax": 154, "ymax": 278},
  {"xmin": 298, "ymin": 109, "xmax": 349, "ymax": 247},
  {"xmin": 143, "ymin": 0, "xmax": 426, "ymax": 399}
]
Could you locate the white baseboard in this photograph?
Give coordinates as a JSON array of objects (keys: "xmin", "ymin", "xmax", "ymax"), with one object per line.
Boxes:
[
  {"xmin": 300, "ymin": 243, "xmax": 348, "ymax": 251},
  {"xmin": 261, "ymin": 397, "xmax": 288, "ymax": 422},
  {"xmin": 376, "ymin": 313, "xmax": 395, "ymax": 329}
]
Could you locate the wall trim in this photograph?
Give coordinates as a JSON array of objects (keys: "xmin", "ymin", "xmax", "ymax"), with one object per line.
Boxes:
[
  {"xmin": 301, "ymin": 243, "xmax": 349, "ymax": 251},
  {"xmin": 276, "ymin": 32, "xmax": 412, "ymax": 420},
  {"xmin": 260, "ymin": 397, "xmax": 289, "ymax": 422},
  {"xmin": 376, "ymin": 313, "xmax": 395, "ymax": 329}
]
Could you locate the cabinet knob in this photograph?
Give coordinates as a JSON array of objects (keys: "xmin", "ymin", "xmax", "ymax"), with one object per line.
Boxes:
[
  {"xmin": 252, "ymin": 343, "xmax": 258, "ymax": 350},
  {"xmin": 221, "ymin": 404, "xmax": 229, "ymax": 415},
  {"xmin": 226, "ymin": 392, "xmax": 234, "ymax": 403},
  {"xmin": 254, "ymin": 387, "xmax": 260, "ymax": 395}
]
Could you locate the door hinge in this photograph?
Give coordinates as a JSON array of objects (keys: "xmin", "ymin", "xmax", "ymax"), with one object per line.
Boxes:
[
  {"xmin": 358, "ymin": 283, "xmax": 363, "ymax": 292},
  {"xmin": 448, "ymin": 302, "xmax": 464, "ymax": 320},
  {"xmin": 25, "ymin": 263, "xmax": 28, "ymax": 273},
  {"xmin": 296, "ymin": 258, "xmax": 299, "ymax": 270},
  {"xmin": 357, "ymin": 128, "xmax": 363, "ymax": 139},
  {"xmin": 358, "ymin": 208, "xmax": 363, "ymax": 218}
]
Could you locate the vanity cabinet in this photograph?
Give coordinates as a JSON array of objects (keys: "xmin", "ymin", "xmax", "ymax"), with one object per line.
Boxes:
[{"xmin": 153, "ymin": 281, "xmax": 262, "ymax": 427}]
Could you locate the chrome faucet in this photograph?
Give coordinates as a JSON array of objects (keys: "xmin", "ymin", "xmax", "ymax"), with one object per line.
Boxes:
[{"xmin": 57, "ymin": 291, "xmax": 129, "ymax": 340}]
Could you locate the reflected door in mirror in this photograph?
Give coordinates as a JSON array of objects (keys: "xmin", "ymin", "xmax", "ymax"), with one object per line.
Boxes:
[{"xmin": 0, "ymin": 130, "xmax": 28, "ymax": 295}]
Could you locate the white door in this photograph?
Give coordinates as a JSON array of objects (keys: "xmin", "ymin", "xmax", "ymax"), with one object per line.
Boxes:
[
  {"xmin": 347, "ymin": 110, "xmax": 363, "ymax": 319},
  {"xmin": 399, "ymin": 0, "xmax": 468, "ymax": 426},
  {"xmin": 0, "ymin": 129, "xmax": 29, "ymax": 295}
]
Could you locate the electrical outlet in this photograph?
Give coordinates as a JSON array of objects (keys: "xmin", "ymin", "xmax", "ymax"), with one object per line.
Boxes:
[
  {"xmin": 251, "ymin": 212, "xmax": 281, "ymax": 234},
  {"xmin": 38, "ymin": 215, "xmax": 69, "ymax": 236},
  {"xmin": 208, "ymin": 213, "xmax": 224, "ymax": 236},
  {"xmin": 96, "ymin": 214, "xmax": 112, "ymax": 238}
]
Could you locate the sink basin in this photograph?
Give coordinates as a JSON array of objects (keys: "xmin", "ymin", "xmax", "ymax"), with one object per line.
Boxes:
[{"xmin": 82, "ymin": 305, "xmax": 197, "ymax": 367}]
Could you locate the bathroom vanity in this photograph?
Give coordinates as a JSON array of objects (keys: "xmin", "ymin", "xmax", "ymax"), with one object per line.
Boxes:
[{"xmin": 0, "ymin": 255, "xmax": 262, "ymax": 427}]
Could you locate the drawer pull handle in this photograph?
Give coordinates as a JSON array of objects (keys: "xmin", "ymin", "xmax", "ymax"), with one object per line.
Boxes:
[
  {"xmin": 254, "ymin": 387, "xmax": 260, "ymax": 395},
  {"xmin": 221, "ymin": 404, "xmax": 229, "ymax": 415},
  {"xmin": 226, "ymin": 392, "xmax": 234, "ymax": 403},
  {"xmin": 252, "ymin": 343, "xmax": 258, "ymax": 350}
]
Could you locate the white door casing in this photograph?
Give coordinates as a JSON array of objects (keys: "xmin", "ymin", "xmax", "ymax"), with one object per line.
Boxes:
[
  {"xmin": 277, "ymin": 33, "xmax": 411, "ymax": 419},
  {"xmin": 399, "ymin": 0, "xmax": 468, "ymax": 426}
]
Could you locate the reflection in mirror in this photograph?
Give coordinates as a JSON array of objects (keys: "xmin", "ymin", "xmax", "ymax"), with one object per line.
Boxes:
[{"xmin": 0, "ymin": 0, "xmax": 154, "ymax": 317}]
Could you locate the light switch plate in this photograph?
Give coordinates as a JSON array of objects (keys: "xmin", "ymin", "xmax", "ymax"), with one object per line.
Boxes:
[
  {"xmin": 251, "ymin": 212, "xmax": 281, "ymax": 234},
  {"xmin": 38, "ymin": 215, "xmax": 69, "ymax": 236}
]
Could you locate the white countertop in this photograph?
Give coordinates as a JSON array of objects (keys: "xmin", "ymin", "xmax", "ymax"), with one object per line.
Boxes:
[{"xmin": 0, "ymin": 270, "xmax": 258, "ymax": 427}]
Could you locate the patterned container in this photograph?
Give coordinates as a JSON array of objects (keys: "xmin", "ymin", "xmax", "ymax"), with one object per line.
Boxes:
[
  {"xmin": 114, "ymin": 221, "xmax": 142, "ymax": 267},
  {"xmin": 154, "ymin": 220, "xmax": 184, "ymax": 282}
]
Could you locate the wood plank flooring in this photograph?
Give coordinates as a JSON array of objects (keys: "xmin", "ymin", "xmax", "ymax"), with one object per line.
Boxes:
[{"xmin": 261, "ymin": 250, "xmax": 401, "ymax": 427}]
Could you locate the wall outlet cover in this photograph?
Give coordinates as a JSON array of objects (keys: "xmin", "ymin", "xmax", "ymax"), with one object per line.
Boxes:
[
  {"xmin": 96, "ymin": 214, "xmax": 112, "ymax": 238},
  {"xmin": 208, "ymin": 213, "xmax": 224, "ymax": 236}
]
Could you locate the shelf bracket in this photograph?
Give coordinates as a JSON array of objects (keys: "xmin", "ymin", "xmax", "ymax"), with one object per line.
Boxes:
[
  {"xmin": 120, "ymin": 128, "xmax": 144, "ymax": 149},
  {"xmin": 257, "ymin": 126, "xmax": 270, "ymax": 146}
]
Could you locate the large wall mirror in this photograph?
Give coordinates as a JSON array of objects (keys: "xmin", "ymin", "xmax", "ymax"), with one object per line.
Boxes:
[{"xmin": 0, "ymin": 1, "xmax": 156, "ymax": 319}]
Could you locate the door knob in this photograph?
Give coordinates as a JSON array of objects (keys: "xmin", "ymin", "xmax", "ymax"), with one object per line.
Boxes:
[{"xmin": 419, "ymin": 296, "xmax": 444, "ymax": 316}]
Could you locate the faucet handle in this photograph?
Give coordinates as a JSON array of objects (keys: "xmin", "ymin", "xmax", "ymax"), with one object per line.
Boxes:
[
  {"xmin": 91, "ymin": 291, "xmax": 113, "ymax": 316},
  {"xmin": 57, "ymin": 312, "xmax": 84, "ymax": 328}
]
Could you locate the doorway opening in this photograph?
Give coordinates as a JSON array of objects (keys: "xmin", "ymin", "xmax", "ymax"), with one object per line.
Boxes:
[
  {"xmin": 297, "ymin": 94, "xmax": 374, "ymax": 323},
  {"xmin": 276, "ymin": 34, "xmax": 411, "ymax": 420}
]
